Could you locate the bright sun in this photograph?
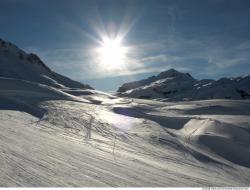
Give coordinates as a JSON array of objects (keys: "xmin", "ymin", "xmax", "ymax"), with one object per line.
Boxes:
[{"xmin": 97, "ymin": 37, "xmax": 127, "ymax": 70}]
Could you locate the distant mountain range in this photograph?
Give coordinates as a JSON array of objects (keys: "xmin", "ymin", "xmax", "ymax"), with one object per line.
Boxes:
[
  {"xmin": 1, "ymin": 38, "xmax": 249, "ymax": 102},
  {"xmin": 0, "ymin": 38, "xmax": 93, "ymax": 90},
  {"xmin": 117, "ymin": 69, "xmax": 250, "ymax": 101}
]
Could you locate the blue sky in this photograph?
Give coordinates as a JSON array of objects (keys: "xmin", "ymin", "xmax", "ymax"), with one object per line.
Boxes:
[{"xmin": 0, "ymin": 0, "xmax": 250, "ymax": 91}]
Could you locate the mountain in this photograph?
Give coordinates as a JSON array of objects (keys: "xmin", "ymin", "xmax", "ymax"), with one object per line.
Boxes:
[
  {"xmin": 0, "ymin": 38, "xmax": 93, "ymax": 89},
  {"xmin": 117, "ymin": 69, "xmax": 250, "ymax": 101}
]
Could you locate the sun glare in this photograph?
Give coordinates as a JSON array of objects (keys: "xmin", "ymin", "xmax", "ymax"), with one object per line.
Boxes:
[{"xmin": 97, "ymin": 37, "xmax": 127, "ymax": 70}]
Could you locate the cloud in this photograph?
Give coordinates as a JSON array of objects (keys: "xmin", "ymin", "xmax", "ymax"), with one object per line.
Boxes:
[
  {"xmin": 206, "ymin": 42, "xmax": 250, "ymax": 68},
  {"xmin": 24, "ymin": 33, "xmax": 250, "ymax": 81}
]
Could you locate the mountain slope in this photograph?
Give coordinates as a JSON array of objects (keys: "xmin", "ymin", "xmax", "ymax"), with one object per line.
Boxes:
[
  {"xmin": 117, "ymin": 69, "xmax": 195, "ymax": 92},
  {"xmin": 0, "ymin": 38, "xmax": 93, "ymax": 89},
  {"xmin": 117, "ymin": 69, "xmax": 250, "ymax": 101}
]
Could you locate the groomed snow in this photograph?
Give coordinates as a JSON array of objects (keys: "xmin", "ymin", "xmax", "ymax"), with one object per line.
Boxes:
[{"xmin": 1, "ymin": 84, "xmax": 250, "ymax": 186}]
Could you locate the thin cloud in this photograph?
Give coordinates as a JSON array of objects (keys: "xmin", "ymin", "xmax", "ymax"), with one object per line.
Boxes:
[{"xmin": 24, "ymin": 35, "xmax": 250, "ymax": 81}]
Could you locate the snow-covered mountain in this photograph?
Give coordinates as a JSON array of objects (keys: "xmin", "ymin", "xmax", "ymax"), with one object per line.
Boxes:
[
  {"xmin": 117, "ymin": 69, "xmax": 250, "ymax": 101},
  {"xmin": 0, "ymin": 38, "xmax": 93, "ymax": 89}
]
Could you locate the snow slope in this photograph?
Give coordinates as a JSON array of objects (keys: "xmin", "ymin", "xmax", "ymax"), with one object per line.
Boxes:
[
  {"xmin": 117, "ymin": 69, "xmax": 250, "ymax": 101},
  {"xmin": 0, "ymin": 38, "xmax": 92, "ymax": 89},
  {"xmin": 0, "ymin": 39, "xmax": 250, "ymax": 187},
  {"xmin": 0, "ymin": 77, "xmax": 90, "ymax": 117},
  {"xmin": 1, "ymin": 95, "xmax": 250, "ymax": 186}
]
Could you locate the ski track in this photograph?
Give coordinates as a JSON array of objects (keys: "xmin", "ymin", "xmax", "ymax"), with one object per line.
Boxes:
[{"xmin": 1, "ymin": 97, "xmax": 250, "ymax": 187}]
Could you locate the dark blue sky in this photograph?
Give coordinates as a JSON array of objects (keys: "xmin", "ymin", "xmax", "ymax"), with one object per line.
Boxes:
[{"xmin": 1, "ymin": 0, "xmax": 250, "ymax": 91}]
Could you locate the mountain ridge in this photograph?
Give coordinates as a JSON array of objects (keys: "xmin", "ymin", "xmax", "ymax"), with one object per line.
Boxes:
[
  {"xmin": 0, "ymin": 38, "xmax": 93, "ymax": 90},
  {"xmin": 117, "ymin": 69, "xmax": 250, "ymax": 101}
]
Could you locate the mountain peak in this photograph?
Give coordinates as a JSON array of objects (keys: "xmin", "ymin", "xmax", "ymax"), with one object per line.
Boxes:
[
  {"xmin": 117, "ymin": 68, "xmax": 195, "ymax": 93},
  {"xmin": 158, "ymin": 69, "xmax": 192, "ymax": 79},
  {"xmin": 159, "ymin": 68, "xmax": 180, "ymax": 75}
]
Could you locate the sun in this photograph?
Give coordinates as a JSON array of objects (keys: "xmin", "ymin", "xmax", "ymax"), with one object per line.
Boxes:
[{"xmin": 97, "ymin": 37, "xmax": 127, "ymax": 70}]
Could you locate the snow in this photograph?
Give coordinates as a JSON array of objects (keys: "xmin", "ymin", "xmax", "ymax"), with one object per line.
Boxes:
[
  {"xmin": 0, "ymin": 38, "xmax": 92, "ymax": 89},
  {"xmin": 1, "ymin": 38, "xmax": 250, "ymax": 187},
  {"xmin": 117, "ymin": 69, "xmax": 195, "ymax": 93},
  {"xmin": 117, "ymin": 69, "xmax": 250, "ymax": 101},
  {"xmin": 1, "ymin": 88, "xmax": 250, "ymax": 186},
  {"xmin": 179, "ymin": 118, "xmax": 250, "ymax": 167}
]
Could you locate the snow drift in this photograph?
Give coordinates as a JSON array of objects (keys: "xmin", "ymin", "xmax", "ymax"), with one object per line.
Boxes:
[{"xmin": 180, "ymin": 118, "xmax": 250, "ymax": 168}]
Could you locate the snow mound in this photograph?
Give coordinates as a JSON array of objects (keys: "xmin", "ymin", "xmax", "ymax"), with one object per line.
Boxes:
[{"xmin": 181, "ymin": 119, "xmax": 250, "ymax": 167}]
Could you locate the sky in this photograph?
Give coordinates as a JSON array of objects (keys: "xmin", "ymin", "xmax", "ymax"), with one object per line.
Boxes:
[{"xmin": 0, "ymin": 0, "xmax": 250, "ymax": 91}]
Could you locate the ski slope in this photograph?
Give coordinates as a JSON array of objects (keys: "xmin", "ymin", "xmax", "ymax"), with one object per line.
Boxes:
[
  {"xmin": 0, "ymin": 80, "xmax": 250, "ymax": 186},
  {"xmin": 0, "ymin": 38, "xmax": 250, "ymax": 187}
]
